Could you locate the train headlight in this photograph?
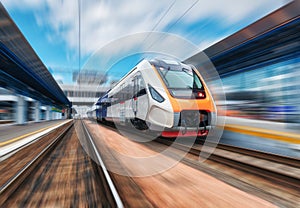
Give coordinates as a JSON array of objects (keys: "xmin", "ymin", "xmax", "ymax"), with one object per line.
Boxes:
[
  {"xmin": 197, "ymin": 92, "xmax": 205, "ymax": 98},
  {"xmin": 149, "ymin": 85, "xmax": 165, "ymax": 103},
  {"xmin": 194, "ymin": 90, "xmax": 206, "ymax": 99}
]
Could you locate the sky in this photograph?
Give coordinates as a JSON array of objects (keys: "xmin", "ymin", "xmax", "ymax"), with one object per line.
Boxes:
[{"xmin": 1, "ymin": 0, "xmax": 292, "ymax": 84}]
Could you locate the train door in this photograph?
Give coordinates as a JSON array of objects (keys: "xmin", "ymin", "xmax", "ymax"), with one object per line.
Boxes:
[
  {"xmin": 132, "ymin": 76, "xmax": 138, "ymax": 116},
  {"xmin": 120, "ymin": 83, "xmax": 126, "ymax": 123},
  {"xmin": 134, "ymin": 73, "xmax": 148, "ymax": 119},
  {"xmin": 131, "ymin": 73, "xmax": 149, "ymax": 130},
  {"xmin": 137, "ymin": 75, "xmax": 149, "ymax": 120}
]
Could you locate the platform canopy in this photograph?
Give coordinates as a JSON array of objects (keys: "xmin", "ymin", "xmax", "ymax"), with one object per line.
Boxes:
[
  {"xmin": 0, "ymin": 3, "xmax": 71, "ymax": 108},
  {"xmin": 185, "ymin": 1, "xmax": 300, "ymax": 78}
]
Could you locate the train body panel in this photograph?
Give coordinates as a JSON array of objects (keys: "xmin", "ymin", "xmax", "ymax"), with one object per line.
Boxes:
[{"xmin": 90, "ymin": 59, "xmax": 217, "ymax": 137}]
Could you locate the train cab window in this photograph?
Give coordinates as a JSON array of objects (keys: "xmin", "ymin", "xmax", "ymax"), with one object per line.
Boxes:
[
  {"xmin": 158, "ymin": 68, "xmax": 203, "ymax": 90},
  {"xmin": 133, "ymin": 74, "xmax": 147, "ymax": 98},
  {"xmin": 151, "ymin": 59, "xmax": 204, "ymax": 99}
]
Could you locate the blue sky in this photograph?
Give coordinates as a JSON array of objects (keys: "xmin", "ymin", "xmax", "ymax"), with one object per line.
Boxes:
[{"xmin": 1, "ymin": 0, "xmax": 292, "ymax": 84}]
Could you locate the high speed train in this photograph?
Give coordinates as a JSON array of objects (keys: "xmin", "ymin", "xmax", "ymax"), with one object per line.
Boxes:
[{"xmin": 89, "ymin": 59, "xmax": 217, "ymax": 137}]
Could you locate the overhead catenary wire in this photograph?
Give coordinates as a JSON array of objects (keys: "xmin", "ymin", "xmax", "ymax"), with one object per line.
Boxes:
[
  {"xmin": 77, "ymin": 0, "xmax": 82, "ymax": 116},
  {"xmin": 78, "ymin": 0, "xmax": 81, "ymax": 72},
  {"xmin": 142, "ymin": 0, "xmax": 176, "ymax": 45},
  {"xmin": 145, "ymin": 0, "xmax": 199, "ymax": 51},
  {"xmin": 165, "ymin": 0, "xmax": 199, "ymax": 33}
]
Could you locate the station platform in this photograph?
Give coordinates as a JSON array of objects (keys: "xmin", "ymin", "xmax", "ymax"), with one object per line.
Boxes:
[
  {"xmin": 222, "ymin": 116, "xmax": 300, "ymax": 158},
  {"xmin": 0, "ymin": 120, "xmax": 68, "ymax": 145},
  {"xmin": 0, "ymin": 120, "xmax": 72, "ymax": 160}
]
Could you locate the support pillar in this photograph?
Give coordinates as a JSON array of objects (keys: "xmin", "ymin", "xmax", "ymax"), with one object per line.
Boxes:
[
  {"xmin": 34, "ymin": 101, "xmax": 40, "ymax": 122},
  {"xmin": 46, "ymin": 106, "xmax": 51, "ymax": 121},
  {"xmin": 16, "ymin": 96, "xmax": 27, "ymax": 124}
]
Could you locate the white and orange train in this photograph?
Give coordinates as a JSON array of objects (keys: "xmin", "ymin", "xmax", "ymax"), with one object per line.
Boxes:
[{"xmin": 89, "ymin": 59, "xmax": 217, "ymax": 137}]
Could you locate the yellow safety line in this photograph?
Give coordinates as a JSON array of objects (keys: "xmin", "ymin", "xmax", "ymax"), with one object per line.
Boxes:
[
  {"xmin": 225, "ymin": 124, "xmax": 300, "ymax": 144},
  {"xmin": 0, "ymin": 123, "xmax": 62, "ymax": 147}
]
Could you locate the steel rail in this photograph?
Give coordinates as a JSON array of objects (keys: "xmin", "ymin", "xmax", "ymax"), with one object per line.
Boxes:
[{"xmin": 81, "ymin": 120, "xmax": 124, "ymax": 208}]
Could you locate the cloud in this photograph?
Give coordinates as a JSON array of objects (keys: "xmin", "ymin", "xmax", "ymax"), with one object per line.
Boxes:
[
  {"xmin": 1, "ymin": 0, "xmax": 43, "ymax": 9},
  {"xmin": 2, "ymin": 0, "xmax": 291, "ymax": 59}
]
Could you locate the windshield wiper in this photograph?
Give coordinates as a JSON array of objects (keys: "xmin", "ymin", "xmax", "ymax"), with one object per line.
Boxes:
[{"xmin": 182, "ymin": 68, "xmax": 193, "ymax": 76}]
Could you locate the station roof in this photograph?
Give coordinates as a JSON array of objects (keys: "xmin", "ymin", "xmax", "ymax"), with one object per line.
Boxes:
[
  {"xmin": 0, "ymin": 3, "xmax": 71, "ymax": 107},
  {"xmin": 185, "ymin": 1, "xmax": 300, "ymax": 78}
]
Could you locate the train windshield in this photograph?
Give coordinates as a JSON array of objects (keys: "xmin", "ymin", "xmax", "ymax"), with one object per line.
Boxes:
[
  {"xmin": 150, "ymin": 59, "xmax": 205, "ymax": 98},
  {"xmin": 161, "ymin": 69, "xmax": 203, "ymax": 89},
  {"xmin": 151, "ymin": 59, "xmax": 203, "ymax": 90}
]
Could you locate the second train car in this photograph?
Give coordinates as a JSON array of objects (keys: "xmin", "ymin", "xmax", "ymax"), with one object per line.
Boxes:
[{"xmin": 92, "ymin": 59, "xmax": 216, "ymax": 137}]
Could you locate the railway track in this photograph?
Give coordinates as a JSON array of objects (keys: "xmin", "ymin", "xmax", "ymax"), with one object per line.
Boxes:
[
  {"xmin": 0, "ymin": 120, "xmax": 124, "ymax": 207},
  {"xmin": 156, "ymin": 138, "xmax": 300, "ymax": 190},
  {"xmin": 92, "ymin": 120, "xmax": 300, "ymax": 189},
  {"xmin": 80, "ymin": 120, "xmax": 124, "ymax": 208},
  {"xmin": 153, "ymin": 138, "xmax": 300, "ymax": 207},
  {"xmin": 216, "ymin": 143, "xmax": 300, "ymax": 168},
  {"xmin": 0, "ymin": 120, "xmax": 74, "ymax": 203},
  {"xmin": 90, "ymin": 120, "xmax": 300, "ymax": 207}
]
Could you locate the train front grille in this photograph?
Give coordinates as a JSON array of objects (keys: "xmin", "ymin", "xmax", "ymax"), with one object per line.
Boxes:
[{"xmin": 179, "ymin": 110, "xmax": 209, "ymax": 127}]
